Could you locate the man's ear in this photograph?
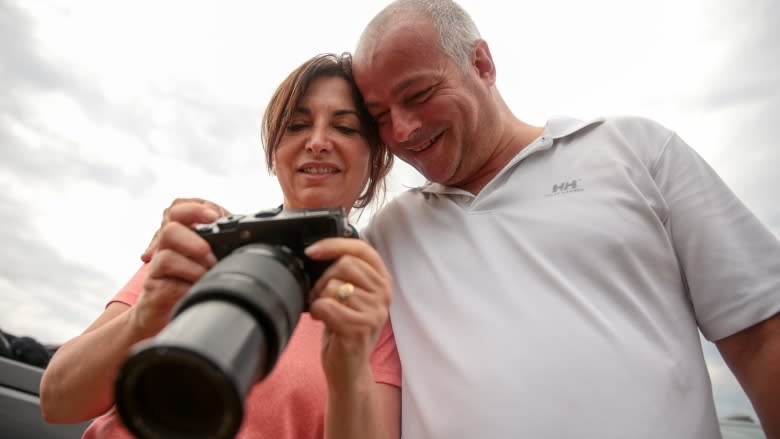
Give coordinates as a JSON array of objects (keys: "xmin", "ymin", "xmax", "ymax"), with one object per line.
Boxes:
[{"xmin": 473, "ymin": 39, "xmax": 496, "ymax": 85}]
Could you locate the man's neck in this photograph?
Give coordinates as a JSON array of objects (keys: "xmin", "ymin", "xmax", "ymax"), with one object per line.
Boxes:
[{"xmin": 457, "ymin": 119, "xmax": 544, "ymax": 195}]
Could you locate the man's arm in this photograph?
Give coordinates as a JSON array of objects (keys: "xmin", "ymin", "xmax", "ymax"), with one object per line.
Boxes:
[{"xmin": 716, "ymin": 312, "xmax": 780, "ymax": 438}]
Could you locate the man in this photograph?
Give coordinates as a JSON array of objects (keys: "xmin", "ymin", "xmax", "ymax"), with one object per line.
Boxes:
[{"xmin": 352, "ymin": 0, "xmax": 780, "ymax": 437}]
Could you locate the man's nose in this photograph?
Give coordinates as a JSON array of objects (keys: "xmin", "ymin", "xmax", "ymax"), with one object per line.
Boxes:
[
  {"xmin": 306, "ymin": 126, "xmax": 332, "ymax": 154},
  {"xmin": 390, "ymin": 108, "xmax": 421, "ymax": 143}
]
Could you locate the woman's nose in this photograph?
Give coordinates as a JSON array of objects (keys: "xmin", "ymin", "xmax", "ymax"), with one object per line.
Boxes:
[{"xmin": 306, "ymin": 126, "xmax": 332, "ymax": 154}]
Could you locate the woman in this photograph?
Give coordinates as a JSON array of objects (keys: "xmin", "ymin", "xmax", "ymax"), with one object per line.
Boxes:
[{"xmin": 40, "ymin": 53, "xmax": 399, "ymax": 439}]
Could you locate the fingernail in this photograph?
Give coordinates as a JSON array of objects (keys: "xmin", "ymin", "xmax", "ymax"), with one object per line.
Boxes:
[
  {"xmin": 203, "ymin": 209, "xmax": 220, "ymax": 221},
  {"xmin": 304, "ymin": 243, "xmax": 320, "ymax": 256},
  {"xmin": 140, "ymin": 248, "xmax": 154, "ymax": 263},
  {"xmin": 206, "ymin": 252, "xmax": 217, "ymax": 267}
]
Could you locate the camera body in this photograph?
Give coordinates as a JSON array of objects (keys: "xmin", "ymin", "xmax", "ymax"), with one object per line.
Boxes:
[
  {"xmin": 195, "ymin": 206, "xmax": 353, "ymax": 298},
  {"xmin": 115, "ymin": 206, "xmax": 354, "ymax": 439}
]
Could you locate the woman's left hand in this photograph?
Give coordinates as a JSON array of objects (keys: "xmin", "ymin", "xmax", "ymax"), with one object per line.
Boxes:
[{"xmin": 304, "ymin": 237, "xmax": 393, "ymax": 387}]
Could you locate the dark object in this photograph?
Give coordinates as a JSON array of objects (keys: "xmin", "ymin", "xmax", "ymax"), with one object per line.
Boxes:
[
  {"xmin": 1, "ymin": 335, "xmax": 91, "ymax": 439},
  {"xmin": 0, "ymin": 329, "xmax": 11, "ymax": 359},
  {"xmin": 10, "ymin": 337, "xmax": 51, "ymax": 368},
  {"xmin": 114, "ymin": 207, "xmax": 352, "ymax": 439},
  {"xmin": 0, "ymin": 329, "xmax": 52, "ymax": 368}
]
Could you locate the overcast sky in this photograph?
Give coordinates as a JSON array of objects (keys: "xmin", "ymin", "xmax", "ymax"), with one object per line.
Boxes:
[{"xmin": 2, "ymin": 0, "xmax": 777, "ymax": 422}]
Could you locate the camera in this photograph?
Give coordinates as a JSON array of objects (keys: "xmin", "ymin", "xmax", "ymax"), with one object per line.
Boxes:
[{"xmin": 114, "ymin": 206, "xmax": 353, "ymax": 439}]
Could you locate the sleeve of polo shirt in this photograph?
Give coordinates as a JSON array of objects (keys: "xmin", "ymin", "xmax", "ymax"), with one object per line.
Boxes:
[
  {"xmin": 650, "ymin": 130, "xmax": 780, "ymax": 341},
  {"xmin": 107, "ymin": 264, "xmax": 148, "ymax": 308},
  {"xmin": 369, "ymin": 318, "xmax": 402, "ymax": 387}
]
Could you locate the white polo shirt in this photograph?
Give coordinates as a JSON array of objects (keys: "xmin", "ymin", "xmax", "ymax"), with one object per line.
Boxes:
[{"xmin": 364, "ymin": 116, "xmax": 780, "ymax": 438}]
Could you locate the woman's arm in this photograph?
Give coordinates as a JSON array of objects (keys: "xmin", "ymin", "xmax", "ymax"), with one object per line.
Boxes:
[
  {"xmin": 326, "ymin": 381, "xmax": 401, "ymax": 439},
  {"xmin": 39, "ymin": 301, "xmax": 161, "ymax": 423},
  {"xmin": 40, "ymin": 203, "xmax": 220, "ymax": 423}
]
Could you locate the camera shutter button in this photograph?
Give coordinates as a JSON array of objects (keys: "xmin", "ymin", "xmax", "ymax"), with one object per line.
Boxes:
[
  {"xmin": 196, "ymin": 224, "xmax": 217, "ymax": 234},
  {"xmin": 254, "ymin": 206, "xmax": 282, "ymax": 218},
  {"xmin": 217, "ymin": 215, "xmax": 243, "ymax": 229}
]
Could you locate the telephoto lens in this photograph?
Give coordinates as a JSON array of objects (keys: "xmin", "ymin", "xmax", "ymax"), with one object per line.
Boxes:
[{"xmin": 114, "ymin": 244, "xmax": 308, "ymax": 439}]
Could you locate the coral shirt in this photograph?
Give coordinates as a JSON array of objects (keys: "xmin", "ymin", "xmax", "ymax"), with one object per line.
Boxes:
[{"xmin": 82, "ymin": 264, "xmax": 401, "ymax": 439}]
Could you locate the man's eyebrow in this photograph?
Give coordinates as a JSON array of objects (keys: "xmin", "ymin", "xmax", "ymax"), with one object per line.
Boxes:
[
  {"xmin": 390, "ymin": 77, "xmax": 421, "ymax": 96},
  {"xmin": 364, "ymin": 75, "xmax": 429, "ymax": 109}
]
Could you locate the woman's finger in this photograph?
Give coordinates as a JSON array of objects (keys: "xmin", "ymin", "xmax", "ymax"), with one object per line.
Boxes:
[
  {"xmin": 157, "ymin": 223, "xmax": 216, "ymax": 266},
  {"xmin": 305, "ymin": 238, "xmax": 390, "ymax": 279},
  {"xmin": 310, "ymin": 254, "xmax": 388, "ymax": 301},
  {"xmin": 149, "ymin": 248, "xmax": 212, "ymax": 284},
  {"xmin": 141, "ymin": 199, "xmax": 224, "ymax": 261}
]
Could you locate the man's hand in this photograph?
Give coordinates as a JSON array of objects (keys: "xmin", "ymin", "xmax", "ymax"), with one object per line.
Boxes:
[{"xmin": 141, "ymin": 198, "xmax": 230, "ymax": 263}]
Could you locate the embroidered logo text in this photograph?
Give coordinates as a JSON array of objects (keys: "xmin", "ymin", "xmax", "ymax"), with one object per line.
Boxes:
[{"xmin": 545, "ymin": 179, "xmax": 584, "ymax": 197}]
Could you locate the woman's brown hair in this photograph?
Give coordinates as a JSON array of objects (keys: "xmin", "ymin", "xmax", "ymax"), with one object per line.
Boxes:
[{"xmin": 261, "ymin": 53, "xmax": 393, "ymax": 209}]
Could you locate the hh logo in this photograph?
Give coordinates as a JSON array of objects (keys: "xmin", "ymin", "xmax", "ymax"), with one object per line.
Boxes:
[{"xmin": 545, "ymin": 179, "xmax": 584, "ymax": 197}]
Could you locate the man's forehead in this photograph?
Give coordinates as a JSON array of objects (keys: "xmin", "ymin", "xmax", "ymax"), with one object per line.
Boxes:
[{"xmin": 355, "ymin": 18, "xmax": 435, "ymax": 67}]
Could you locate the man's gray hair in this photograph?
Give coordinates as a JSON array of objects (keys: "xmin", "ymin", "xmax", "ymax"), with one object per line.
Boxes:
[{"xmin": 359, "ymin": 0, "xmax": 482, "ymax": 72}]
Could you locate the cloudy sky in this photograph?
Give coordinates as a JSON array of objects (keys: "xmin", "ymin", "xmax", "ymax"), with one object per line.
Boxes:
[{"xmin": 2, "ymin": 0, "xmax": 777, "ymax": 422}]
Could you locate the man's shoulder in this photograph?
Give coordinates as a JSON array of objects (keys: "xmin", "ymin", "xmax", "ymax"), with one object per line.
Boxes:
[
  {"xmin": 553, "ymin": 115, "xmax": 678, "ymax": 159},
  {"xmin": 594, "ymin": 115, "xmax": 675, "ymax": 137},
  {"xmin": 544, "ymin": 115, "xmax": 676, "ymax": 147},
  {"xmin": 551, "ymin": 115, "xmax": 670, "ymax": 134}
]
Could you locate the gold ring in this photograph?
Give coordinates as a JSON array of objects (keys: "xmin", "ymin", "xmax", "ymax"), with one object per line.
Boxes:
[{"xmin": 337, "ymin": 282, "xmax": 354, "ymax": 301}]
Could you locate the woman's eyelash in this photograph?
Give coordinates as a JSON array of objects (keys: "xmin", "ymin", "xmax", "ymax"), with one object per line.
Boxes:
[{"xmin": 336, "ymin": 126, "xmax": 359, "ymax": 134}]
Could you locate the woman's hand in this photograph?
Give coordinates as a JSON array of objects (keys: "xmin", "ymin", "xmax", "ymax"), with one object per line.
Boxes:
[
  {"xmin": 304, "ymin": 238, "xmax": 394, "ymax": 387},
  {"xmin": 130, "ymin": 203, "xmax": 219, "ymax": 337},
  {"xmin": 141, "ymin": 197, "xmax": 229, "ymax": 263}
]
